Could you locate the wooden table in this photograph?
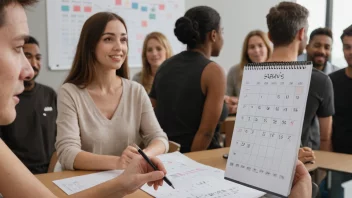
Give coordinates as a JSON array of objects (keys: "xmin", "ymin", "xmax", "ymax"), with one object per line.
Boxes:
[
  {"xmin": 35, "ymin": 147, "xmax": 320, "ymax": 197},
  {"xmin": 36, "ymin": 148, "xmax": 230, "ymax": 197},
  {"xmin": 314, "ymin": 150, "xmax": 352, "ymax": 173},
  {"xmin": 310, "ymin": 151, "xmax": 352, "ymax": 192}
]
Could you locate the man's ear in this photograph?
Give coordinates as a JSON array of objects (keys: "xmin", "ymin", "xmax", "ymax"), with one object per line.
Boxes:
[
  {"xmin": 298, "ymin": 27, "xmax": 305, "ymax": 41},
  {"xmin": 210, "ymin": 29, "xmax": 217, "ymax": 42}
]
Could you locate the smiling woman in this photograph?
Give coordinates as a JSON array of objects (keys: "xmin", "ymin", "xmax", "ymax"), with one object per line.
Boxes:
[
  {"xmin": 64, "ymin": 12, "xmax": 129, "ymax": 87},
  {"xmin": 133, "ymin": 32, "xmax": 173, "ymax": 93},
  {"xmin": 55, "ymin": 12, "xmax": 169, "ymax": 172}
]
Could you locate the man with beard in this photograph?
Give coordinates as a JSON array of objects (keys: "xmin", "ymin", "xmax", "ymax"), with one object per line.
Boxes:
[
  {"xmin": 306, "ymin": 28, "xmax": 339, "ymax": 74},
  {"xmin": 300, "ymin": 28, "xmax": 338, "ymax": 159},
  {"xmin": 329, "ymin": 25, "xmax": 352, "ymax": 198},
  {"xmin": 294, "ymin": 27, "xmax": 335, "ymax": 154},
  {"xmin": 0, "ymin": 36, "xmax": 57, "ymax": 174}
]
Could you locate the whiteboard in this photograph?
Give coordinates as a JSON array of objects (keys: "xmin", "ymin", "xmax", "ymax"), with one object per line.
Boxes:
[{"xmin": 46, "ymin": 0, "xmax": 185, "ymax": 70}]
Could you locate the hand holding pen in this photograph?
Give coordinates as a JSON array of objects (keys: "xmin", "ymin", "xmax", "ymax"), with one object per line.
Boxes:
[{"xmin": 132, "ymin": 143, "xmax": 175, "ymax": 189}]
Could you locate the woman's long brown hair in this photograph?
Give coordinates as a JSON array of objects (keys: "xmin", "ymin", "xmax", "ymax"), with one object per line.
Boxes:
[{"xmin": 140, "ymin": 32, "xmax": 172, "ymax": 93}]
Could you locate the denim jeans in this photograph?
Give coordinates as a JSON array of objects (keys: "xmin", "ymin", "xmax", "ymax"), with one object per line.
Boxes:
[{"xmin": 330, "ymin": 171, "xmax": 352, "ymax": 198}]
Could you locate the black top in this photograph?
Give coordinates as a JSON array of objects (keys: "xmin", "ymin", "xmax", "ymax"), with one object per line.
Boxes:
[
  {"xmin": 0, "ymin": 83, "xmax": 57, "ymax": 174},
  {"xmin": 150, "ymin": 51, "xmax": 226, "ymax": 153},
  {"xmin": 301, "ymin": 68, "xmax": 335, "ymax": 149},
  {"xmin": 330, "ymin": 68, "xmax": 352, "ymax": 153}
]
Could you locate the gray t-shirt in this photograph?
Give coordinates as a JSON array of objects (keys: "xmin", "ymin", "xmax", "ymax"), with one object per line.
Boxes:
[
  {"xmin": 298, "ymin": 54, "xmax": 338, "ymax": 149},
  {"xmin": 302, "ymin": 68, "xmax": 335, "ymax": 149},
  {"xmin": 226, "ymin": 64, "xmax": 242, "ymax": 96},
  {"xmin": 132, "ymin": 71, "xmax": 142, "ymax": 84}
]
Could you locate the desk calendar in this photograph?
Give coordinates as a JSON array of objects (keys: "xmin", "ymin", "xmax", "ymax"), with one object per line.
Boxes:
[{"xmin": 225, "ymin": 62, "xmax": 312, "ymax": 197}]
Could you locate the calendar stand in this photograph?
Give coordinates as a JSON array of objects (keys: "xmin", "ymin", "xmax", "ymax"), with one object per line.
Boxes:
[{"xmin": 225, "ymin": 62, "xmax": 312, "ymax": 197}]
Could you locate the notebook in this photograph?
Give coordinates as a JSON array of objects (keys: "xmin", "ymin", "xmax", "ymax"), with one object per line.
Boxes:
[{"xmin": 225, "ymin": 61, "xmax": 312, "ymax": 197}]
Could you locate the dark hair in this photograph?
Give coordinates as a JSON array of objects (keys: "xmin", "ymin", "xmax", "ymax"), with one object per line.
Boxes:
[
  {"xmin": 266, "ymin": 1, "xmax": 309, "ymax": 46},
  {"xmin": 25, "ymin": 35, "xmax": 39, "ymax": 46},
  {"xmin": 309, "ymin": 27, "xmax": 333, "ymax": 42},
  {"xmin": 0, "ymin": 0, "xmax": 38, "ymax": 28},
  {"xmin": 174, "ymin": 6, "xmax": 220, "ymax": 49},
  {"xmin": 340, "ymin": 25, "xmax": 352, "ymax": 41},
  {"xmin": 64, "ymin": 12, "xmax": 129, "ymax": 88}
]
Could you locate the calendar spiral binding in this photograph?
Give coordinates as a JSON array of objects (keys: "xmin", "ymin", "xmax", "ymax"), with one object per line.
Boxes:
[{"xmin": 244, "ymin": 61, "xmax": 312, "ymax": 70}]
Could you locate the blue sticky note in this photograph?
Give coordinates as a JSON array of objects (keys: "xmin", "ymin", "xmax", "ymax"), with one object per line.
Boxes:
[
  {"xmin": 61, "ymin": 5, "xmax": 70, "ymax": 12},
  {"xmin": 149, "ymin": 13, "xmax": 156, "ymax": 20},
  {"xmin": 141, "ymin": 6, "xmax": 148, "ymax": 12},
  {"xmin": 132, "ymin": 2, "xmax": 138, "ymax": 9}
]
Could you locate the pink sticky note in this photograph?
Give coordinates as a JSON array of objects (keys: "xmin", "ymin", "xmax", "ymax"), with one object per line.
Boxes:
[
  {"xmin": 141, "ymin": 20, "xmax": 148, "ymax": 27},
  {"xmin": 159, "ymin": 4, "xmax": 165, "ymax": 10},
  {"xmin": 73, "ymin": 5, "xmax": 80, "ymax": 12},
  {"xmin": 138, "ymin": 48, "xmax": 142, "ymax": 53},
  {"xmin": 136, "ymin": 34, "xmax": 144, "ymax": 40},
  {"xmin": 115, "ymin": 0, "xmax": 122, "ymax": 5},
  {"xmin": 84, "ymin": 6, "xmax": 91, "ymax": 12}
]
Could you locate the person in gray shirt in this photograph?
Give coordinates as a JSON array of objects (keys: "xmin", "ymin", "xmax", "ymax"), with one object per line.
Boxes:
[
  {"xmin": 299, "ymin": 28, "xmax": 337, "ymax": 151},
  {"xmin": 226, "ymin": 30, "xmax": 272, "ymax": 115}
]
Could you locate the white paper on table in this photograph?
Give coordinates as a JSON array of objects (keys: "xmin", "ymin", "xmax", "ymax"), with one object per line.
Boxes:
[
  {"xmin": 53, "ymin": 170, "xmax": 123, "ymax": 195},
  {"xmin": 141, "ymin": 152, "xmax": 265, "ymax": 198}
]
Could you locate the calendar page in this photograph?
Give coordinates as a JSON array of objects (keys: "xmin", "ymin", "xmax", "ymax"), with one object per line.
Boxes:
[{"xmin": 225, "ymin": 62, "xmax": 312, "ymax": 197}]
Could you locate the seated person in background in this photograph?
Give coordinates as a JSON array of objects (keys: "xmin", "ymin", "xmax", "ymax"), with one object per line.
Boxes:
[
  {"xmin": 300, "ymin": 27, "xmax": 337, "ymax": 162},
  {"xmin": 55, "ymin": 12, "xmax": 168, "ymax": 171},
  {"xmin": 133, "ymin": 32, "xmax": 173, "ymax": 93},
  {"xmin": 330, "ymin": 25, "xmax": 352, "ymax": 198},
  {"xmin": 306, "ymin": 27, "xmax": 339, "ymax": 74},
  {"xmin": 0, "ymin": 1, "xmax": 166, "ymax": 197},
  {"xmin": 0, "ymin": 36, "xmax": 57, "ymax": 174},
  {"xmin": 150, "ymin": 6, "xmax": 226, "ymax": 153},
  {"xmin": 226, "ymin": 30, "xmax": 272, "ymax": 114}
]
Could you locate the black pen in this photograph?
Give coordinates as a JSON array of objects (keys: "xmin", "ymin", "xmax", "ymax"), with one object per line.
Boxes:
[{"xmin": 133, "ymin": 144, "xmax": 175, "ymax": 189}]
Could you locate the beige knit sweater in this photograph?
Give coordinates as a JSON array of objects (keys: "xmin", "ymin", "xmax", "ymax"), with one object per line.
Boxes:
[{"xmin": 55, "ymin": 78, "xmax": 168, "ymax": 170}]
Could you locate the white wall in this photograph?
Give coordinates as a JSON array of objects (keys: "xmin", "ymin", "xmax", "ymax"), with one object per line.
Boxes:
[
  {"xmin": 26, "ymin": 1, "xmax": 69, "ymax": 91},
  {"xmin": 26, "ymin": 0, "xmax": 292, "ymax": 91},
  {"xmin": 185, "ymin": 0, "xmax": 292, "ymax": 72}
]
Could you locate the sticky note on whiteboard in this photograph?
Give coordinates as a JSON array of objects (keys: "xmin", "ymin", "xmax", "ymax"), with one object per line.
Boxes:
[
  {"xmin": 61, "ymin": 5, "xmax": 69, "ymax": 12},
  {"xmin": 141, "ymin": 20, "xmax": 148, "ymax": 27},
  {"xmin": 149, "ymin": 13, "xmax": 156, "ymax": 20},
  {"xmin": 132, "ymin": 2, "xmax": 138, "ymax": 9},
  {"xmin": 141, "ymin": 6, "xmax": 148, "ymax": 12},
  {"xmin": 84, "ymin": 6, "xmax": 91, "ymax": 12},
  {"xmin": 73, "ymin": 5, "xmax": 80, "ymax": 12},
  {"xmin": 136, "ymin": 34, "xmax": 144, "ymax": 40},
  {"xmin": 115, "ymin": 0, "xmax": 122, "ymax": 5}
]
